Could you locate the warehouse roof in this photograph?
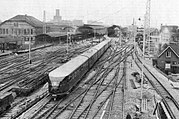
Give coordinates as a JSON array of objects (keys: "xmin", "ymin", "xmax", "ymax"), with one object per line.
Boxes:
[
  {"xmin": 83, "ymin": 24, "xmax": 106, "ymax": 30},
  {"xmin": 36, "ymin": 32, "xmax": 76, "ymax": 38},
  {"xmin": 0, "ymin": 15, "xmax": 43, "ymax": 28}
]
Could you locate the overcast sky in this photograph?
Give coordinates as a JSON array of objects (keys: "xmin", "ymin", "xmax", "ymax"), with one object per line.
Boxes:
[{"xmin": 0, "ymin": 0, "xmax": 179, "ymax": 28}]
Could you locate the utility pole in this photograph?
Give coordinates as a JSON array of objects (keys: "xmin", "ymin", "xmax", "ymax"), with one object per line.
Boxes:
[
  {"xmin": 43, "ymin": 10, "xmax": 46, "ymax": 45},
  {"xmin": 66, "ymin": 31, "xmax": 69, "ymax": 54},
  {"xmin": 120, "ymin": 30, "xmax": 122, "ymax": 47},
  {"xmin": 43, "ymin": 10, "xmax": 46, "ymax": 34},
  {"xmin": 133, "ymin": 18, "xmax": 136, "ymax": 49},
  {"xmin": 26, "ymin": 14, "xmax": 31, "ymax": 64}
]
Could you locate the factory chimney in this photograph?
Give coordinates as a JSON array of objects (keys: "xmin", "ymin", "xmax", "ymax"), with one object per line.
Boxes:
[{"xmin": 56, "ymin": 9, "xmax": 60, "ymax": 16}]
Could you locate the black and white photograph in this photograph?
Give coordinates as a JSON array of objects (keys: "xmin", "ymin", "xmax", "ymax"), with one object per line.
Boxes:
[{"xmin": 0, "ymin": 0, "xmax": 179, "ymax": 119}]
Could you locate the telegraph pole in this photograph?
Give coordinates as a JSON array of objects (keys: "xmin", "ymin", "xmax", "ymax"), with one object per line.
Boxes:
[
  {"xmin": 26, "ymin": 14, "xmax": 32, "ymax": 64},
  {"xmin": 43, "ymin": 10, "xmax": 46, "ymax": 44},
  {"xmin": 133, "ymin": 18, "xmax": 136, "ymax": 49}
]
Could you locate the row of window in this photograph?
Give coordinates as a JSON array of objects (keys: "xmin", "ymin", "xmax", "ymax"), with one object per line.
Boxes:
[
  {"xmin": 23, "ymin": 37, "xmax": 35, "ymax": 41},
  {"xmin": 0, "ymin": 28, "xmax": 8, "ymax": 34},
  {"xmin": 165, "ymin": 51, "xmax": 179, "ymax": 65},
  {"xmin": 0, "ymin": 28, "xmax": 34, "ymax": 35}
]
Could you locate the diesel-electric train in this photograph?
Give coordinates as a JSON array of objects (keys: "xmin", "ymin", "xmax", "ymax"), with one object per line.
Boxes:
[{"xmin": 48, "ymin": 39, "xmax": 111, "ymax": 97}]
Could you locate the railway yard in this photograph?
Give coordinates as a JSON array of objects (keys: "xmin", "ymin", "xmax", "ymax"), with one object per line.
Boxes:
[{"xmin": 0, "ymin": 37, "xmax": 179, "ymax": 119}]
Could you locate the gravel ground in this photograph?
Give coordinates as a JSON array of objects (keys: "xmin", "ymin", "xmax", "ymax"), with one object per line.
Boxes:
[{"xmin": 125, "ymin": 55, "xmax": 161, "ymax": 119}]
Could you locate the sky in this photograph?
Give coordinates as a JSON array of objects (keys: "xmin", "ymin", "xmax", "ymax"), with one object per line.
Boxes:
[{"xmin": 0, "ymin": 0, "xmax": 179, "ymax": 28}]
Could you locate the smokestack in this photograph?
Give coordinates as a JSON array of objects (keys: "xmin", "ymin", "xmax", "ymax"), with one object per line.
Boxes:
[{"xmin": 56, "ymin": 9, "xmax": 60, "ymax": 16}]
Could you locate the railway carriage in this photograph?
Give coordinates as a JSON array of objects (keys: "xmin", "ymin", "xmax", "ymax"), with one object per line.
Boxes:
[
  {"xmin": 48, "ymin": 39, "xmax": 111, "ymax": 97},
  {"xmin": 0, "ymin": 92, "xmax": 14, "ymax": 114}
]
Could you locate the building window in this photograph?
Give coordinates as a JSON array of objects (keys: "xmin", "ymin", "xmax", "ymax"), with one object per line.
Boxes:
[
  {"xmin": 12, "ymin": 29, "xmax": 14, "ymax": 34},
  {"xmin": 6, "ymin": 29, "xmax": 8, "ymax": 34},
  {"xmin": 14, "ymin": 22, "xmax": 18, "ymax": 27},
  {"xmin": 3, "ymin": 29, "xmax": 5, "ymax": 34},
  {"xmin": 173, "ymin": 61, "xmax": 177, "ymax": 65},
  {"xmin": 15, "ymin": 29, "xmax": 18, "ymax": 35},
  {"xmin": 18, "ymin": 29, "xmax": 21, "ymax": 35},
  {"xmin": 24, "ymin": 29, "xmax": 26, "ymax": 35},
  {"xmin": 166, "ymin": 51, "xmax": 171, "ymax": 58},
  {"xmin": 27, "ymin": 29, "xmax": 30, "ymax": 35},
  {"xmin": 0, "ymin": 28, "xmax": 2, "ymax": 34},
  {"xmin": 31, "ymin": 29, "xmax": 33, "ymax": 34}
]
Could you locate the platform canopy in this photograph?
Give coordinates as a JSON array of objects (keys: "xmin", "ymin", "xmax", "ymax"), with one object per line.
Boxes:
[
  {"xmin": 0, "ymin": 36, "xmax": 22, "ymax": 43},
  {"xmin": 36, "ymin": 32, "xmax": 76, "ymax": 38}
]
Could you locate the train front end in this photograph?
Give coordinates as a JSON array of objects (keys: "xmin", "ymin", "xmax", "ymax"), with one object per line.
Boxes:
[{"xmin": 48, "ymin": 71, "xmax": 67, "ymax": 98}]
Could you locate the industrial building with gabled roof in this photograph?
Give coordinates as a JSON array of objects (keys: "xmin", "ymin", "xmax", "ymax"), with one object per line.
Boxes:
[{"xmin": 0, "ymin": 15, "xmax": 46, "ymax": 47}]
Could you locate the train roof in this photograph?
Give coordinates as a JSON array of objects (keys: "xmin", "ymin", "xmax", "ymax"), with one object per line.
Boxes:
[
  {"xmin": 49, "ymin": 39, "xmax": 111, "ymax": 79},
  {"xmin": 49, "ymin": 55, "xmax": 88, "ymax": 78}
]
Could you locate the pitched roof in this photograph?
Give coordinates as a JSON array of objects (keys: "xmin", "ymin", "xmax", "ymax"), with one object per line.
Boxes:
[
  {"xmin": 158, "ymin": 43, "xmax": 179, "ymax": 58},
  {"xmin": 0, "ymin": 15, "xmax": 43, "ymax": 27}
]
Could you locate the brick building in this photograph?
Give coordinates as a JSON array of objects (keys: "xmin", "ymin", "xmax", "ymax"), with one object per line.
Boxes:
[
  {"xmin": 0, "ymin": 15, "xmax": 46, "ymax": 45},
  {"xmin": 157, "ymin": 43, "xmax": 179, "ymax": 74}
]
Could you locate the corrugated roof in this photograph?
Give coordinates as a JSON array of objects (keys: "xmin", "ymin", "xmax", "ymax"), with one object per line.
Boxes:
[
  {"xmin": 0, "ymin": 15, "xmax": 43, "ymax": 27},
  {"xmin": 46, "ymin": 32, "xmax": 67, "ymax": 37},
  {"xmin": 36, "ymin": 32, "xmax": 76, "ymax": 38},
  {"xmin": 84, "ymin": 24, "xmax": 106, "ymax": 30}
]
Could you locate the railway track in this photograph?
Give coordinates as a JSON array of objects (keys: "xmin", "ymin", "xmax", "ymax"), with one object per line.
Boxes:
[
  {"xmin": 22, "ymin": 45, "xmax": 115, "ymax": 119},
  {"xmin": 134, "ymin": 50, "xmax": 179, "ymax": 119},
  {"xmin": 0, "ymin": 39, "xmax": 134, "ymax": 119},
  {"xmin": 20, "ymin": 42, "xmax": 134, "ymax": 119},
  {"xmin": 0, "ymin": 42, "xmax": 92, "ymax": 94},
  {"xmin": 0, "ymin": 42, "xmax": 94, "ymax": 118}
]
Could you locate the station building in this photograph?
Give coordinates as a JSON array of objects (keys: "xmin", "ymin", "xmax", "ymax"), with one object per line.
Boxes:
[{"xmin": 0, "ymin": 15, "xmax": 47, "ymax": 46}]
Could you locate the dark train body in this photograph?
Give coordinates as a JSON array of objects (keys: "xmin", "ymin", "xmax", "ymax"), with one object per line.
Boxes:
[
  {"xmin": 48, "ymin": 39, "xmax": 111, "ymax": 97},
  {"xmin": 0, "ymin": 92, "xmax": 14, "ymax": 114}
]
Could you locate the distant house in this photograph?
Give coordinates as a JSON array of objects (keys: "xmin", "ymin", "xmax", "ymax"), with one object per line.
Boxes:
[
  {"xmin": 159, "ymin": 25, "xmax": 179, "ymax": 45},
  {"xmin": 157, "ymin": 43, "xmax": 179, "ymax": 74},
  {"xmin": 0, "ymin": 15, "xmax": 48, "ymax": 45}
]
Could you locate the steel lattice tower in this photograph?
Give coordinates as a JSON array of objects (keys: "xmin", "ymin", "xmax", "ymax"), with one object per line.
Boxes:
[
  {"xmin": 144, "ymin": 0, "xmax": 151, "ymax": 54},
  {"xmin": 141, "ymin": 0, "xmax": 151, "ymax": 112}
]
